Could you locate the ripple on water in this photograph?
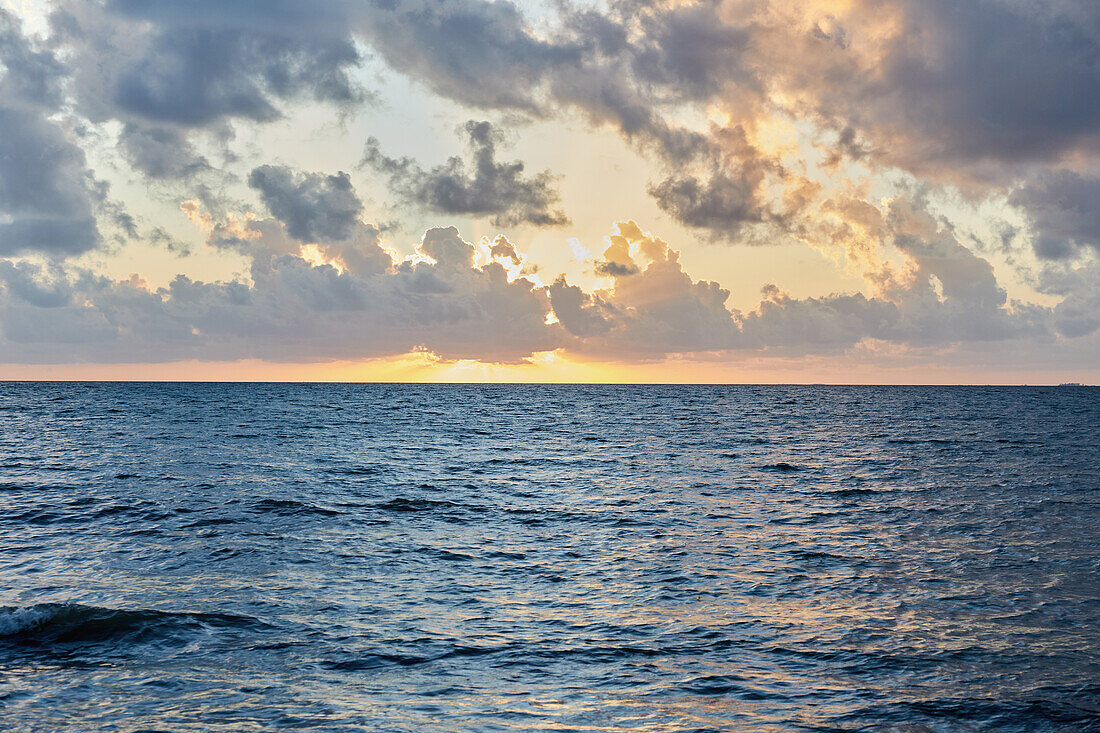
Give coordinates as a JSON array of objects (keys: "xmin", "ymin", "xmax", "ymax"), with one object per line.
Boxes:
[{"xmin": 0, "ymin": 383, "xmax": 1096, "ymax": 732}]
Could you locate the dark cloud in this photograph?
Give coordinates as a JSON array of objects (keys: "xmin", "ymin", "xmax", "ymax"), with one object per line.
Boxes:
[
  {"xmin": 0, "ymin": 0, "xmax": 1094, "ymax": 367},
  {"xmin": 0, "ymin": 9, "xmax": 66, "ymax": 108},
  {"xmin": 55, "ymin": 0, "xmax": 364, "ymax": 129},
  {"xmin": 346, "ymin": 0, "xmax": 1100, "ymax": 231},
  {"xmin": 593, "ymin": 261, "xmax": 639, "ymax": 277},
  {"xmin": 879, "ymin": 0, "xmax": 1100, "ymax": 169},
  {"xmin": 0, "ymin": 12, "xmax": 99, "ymax": 258},
  {"xmin": 647, "ymin": 169, "xmax": 765, "ymax": 236},
  {"xmin": 730, "ymin": 0, "xmax": 1100, "ymax": 178},
  {"xmin": 149, "ymin": 227, "xmax": 192, "ymax": 257},
  {"xmin": 547, "ymin": 276, "xmax": 612, "ymax": 337},
  {"xmin": 354, "ymin": 0, "xmax": 713, "ymax": 164},
  {"xmin": 739, "ymin": 287, "xmax": 897, "ymax": 351},
  {"xmin": 0, "ymin": 107, "xmax": 100, "ymax": 258},
  {"xmin": 1010, "ymin": 171, "xmax": 1100, "ymax": 259},
  {"xmin": 113, "ymin": 30, "xmax": 359, "ymax": 125},
  {"xmin": 354, "ymin": 0, "xmax": 581, "ymax": 112},
  {"xmin": 362, "ymin": 121, "xmax": 569, "ymax": 227},
  {"xmin": 118, "ymin": 124, "xmax": 210, "ymax": 179},
  {"xmin": 248, "ymin": 165, "xmax": 363, "ymax": 243},
  {"xmin": 0, "ymin": 260, "xmax": 72, "ymax": 308},
  {"xmin": 628, "ymin": 3, "xmax": 754, "ymax": 104}
]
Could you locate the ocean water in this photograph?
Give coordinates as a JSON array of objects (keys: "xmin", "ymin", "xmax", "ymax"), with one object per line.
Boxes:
[{"xmin": 0, "ymin": 383, "xmax": 1097, "ymax": 732}]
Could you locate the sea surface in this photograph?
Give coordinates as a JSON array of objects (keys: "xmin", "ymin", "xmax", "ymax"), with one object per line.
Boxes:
[{"xmin": 0, "ymin": 383, "xmax": 1098, "ymax": 732}]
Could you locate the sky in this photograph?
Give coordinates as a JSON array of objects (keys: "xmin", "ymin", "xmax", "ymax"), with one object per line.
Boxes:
[{"xmin": 0, "ymin": 0, "xmax": 1098, "ymax": 383}]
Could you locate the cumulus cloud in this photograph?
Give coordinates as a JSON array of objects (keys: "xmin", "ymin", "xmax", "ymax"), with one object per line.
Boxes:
[
  {"xmin": 0, "ymin": 214, "xmax": 1087, "ymax": 365},
  {"xmin": 248, "ymin": 166, "xmax": 364, "ymax": 243},
  {"xmin": 362, "ymin": 121, "xmax": 569, "ymax": 227},
  {"xmin": 118, "ymin": 123, "xmax": 210, "ymax": 180},
  {"xmin": 561, "ymin": 222, "xmax": 743, "ymax": 355},
  {"xmin": 647, "ymin": 169, "xmax": 765, "ymax": 236},
  {"xmin": 0, "ymin": 221, "xmax": 558, "ymax": 364},
  {"xmin": 0, "ymin": 11, "xmax": 100, "ymax": 257},
  {"xmin": 555, "ymin": 214, "xmax": 1053, "ymax": 358},
  {"xmin": 55, "ymin": 0, "xmax": 364, "ymax": 128},
  {"xmin": 1010, "ymin": 171, "xmax": 1100, "ymax": 259}
]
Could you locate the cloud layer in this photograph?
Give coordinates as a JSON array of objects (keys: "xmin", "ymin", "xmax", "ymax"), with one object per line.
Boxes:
[{"xmin": 0, "ymin": 0, "xmax": 1096, "ymax": 374}]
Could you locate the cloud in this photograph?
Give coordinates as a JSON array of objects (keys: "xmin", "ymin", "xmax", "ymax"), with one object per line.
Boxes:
[
  {"xmin": 353, "ymin": 0, "xmax": 713, "ymax": 164},
  {"xmin": 353, "ymin": 0, "xmax": 580, "ymax": 113},
  {"xmin": 861, "ymin": 0, "xmax": 1100, "ymax": 171},
  {"xmin": 647, "ymin": 169, "xmax": 765, "ymax": 236},
  {"xmin": 0, "ymin": 260, "xmax": 72, "ymax": 308},
  {"xmin": 1031, "ymin": 259, "xmax": 1100, "ymax": 339},
  {"xmin": 556, "ymin": 215, "xmax": 1054, "ymax": 357},
  {"xmin": 1010, "ymin": 171, "xmax": 1100, "ymax": 259},
  {"xmin": 0, "ymin": 215, "xmax": 1088, "ymax": 366},
  {"xmin": 118, "ymin": 123, "xmax": 210, "ymax": 180},
  {"xmin": 553, "ymin": 221, "xmax": 742, "ymax": 356},
  {"xmin": 739, "ymin": 287, "xmax": 897, "ymax": 351},
  {"xmin": 345, "ymin": 0, "xmax": 1100, "ymax": 240},
  {"xmin": 0, "ymin": 9, "xmax": 65, "ymax": 108},
  {"xmin": 0, "ymin": 0, "xmax": 1095, "ymax": 371},
  {"xmin": 362, "ymin": 121, "xmax": 569, "ymax": 227},
  {"xmin": 0, "ymin": 221, "xmax": 559, "ymax": 364},
  {"xmin": 248, "ymin": 165, "xmax": 364, "ymax": 243},
  {"xmin": 0, "ymin": 13, "xmax": 100, "ymax": 258},
  {"xmin": 55, "ymin": 0, "xmax": 364, "ymax": 128},
  {"xmin": 37, "ymin": 0, "xmax": 1095, "ymax": 247}
]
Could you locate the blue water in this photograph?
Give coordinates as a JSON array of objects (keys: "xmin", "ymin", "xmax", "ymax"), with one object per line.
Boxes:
[{"xmin": 0, "ymin": 383, "xmax": 1097, "ymax": 731}]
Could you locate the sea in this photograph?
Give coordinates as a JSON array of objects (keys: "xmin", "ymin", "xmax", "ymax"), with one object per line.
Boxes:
[{"xmin": 0, "ymin": 383, "xmax": 1097, "ymax": 732}]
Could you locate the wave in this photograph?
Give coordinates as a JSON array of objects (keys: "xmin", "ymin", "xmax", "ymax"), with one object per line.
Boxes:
[
  {"xmin": 762, "ymin": 462, "xmax": 802, "ymax": 472},
  {"xmin": 374, "ymin": 498, "xmax": 461, "ymax": 512},
  {"xmin": 250, "ymin": 498, "xmax": 341, "ymax": 516},
  {"xmin": 0, "ymin": 603, "xmax": 266, "ymax": 646}
]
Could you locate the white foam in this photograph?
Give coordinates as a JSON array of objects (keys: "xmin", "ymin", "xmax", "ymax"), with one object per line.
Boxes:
[{"xmin": 0, "ymin": 605, "xmax": 59, "ymax": 635}]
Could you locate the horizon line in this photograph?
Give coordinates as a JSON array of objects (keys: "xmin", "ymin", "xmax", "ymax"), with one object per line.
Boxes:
[{"xmin": 0, "ymin": 379, "xmax": 1094, "ymax": 387}]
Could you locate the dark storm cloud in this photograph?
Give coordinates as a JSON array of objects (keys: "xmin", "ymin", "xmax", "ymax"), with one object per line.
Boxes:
[
  {"xmin": 247, "ymin": 166, "xmax": 364, "ymax": 243},
  {"xmin": 362, "ymin": 121, "xmax": 569, "ymax": 227},
  {"xmin": 1009, "ymin": 171, "xmax": 1100, "ymax": 259}
]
